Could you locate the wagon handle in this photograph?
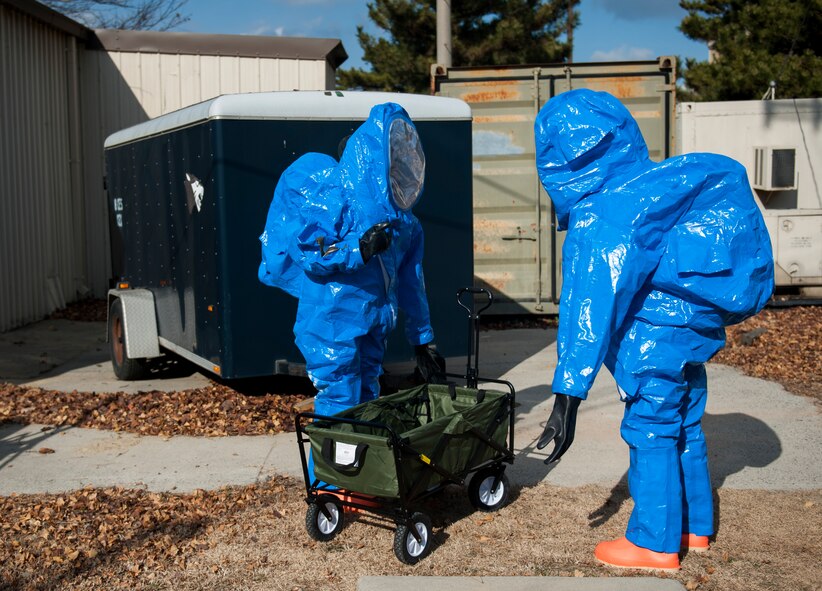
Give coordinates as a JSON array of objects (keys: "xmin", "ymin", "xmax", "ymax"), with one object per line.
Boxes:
[
  {"xmin": 457, "ymin": 286, "xmax": 493, "ymax": 317},
  {"xmin": 456, "ymin": 287, "xmax": 493, "ymax": 389}
]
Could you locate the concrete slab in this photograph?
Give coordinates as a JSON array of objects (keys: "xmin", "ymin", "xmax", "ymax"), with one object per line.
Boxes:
[
  {"xmin": 0, "ymin": 320, "xmax": 107, "ymax": 381},
  {"xmin": 358, "ymin": 576, "xmax": 685, "ymax": 591},
  {"xmin": 1, "ymin": 319, "xmax": 819, "ymax": 589},
  {"xmin": 0, "ymin": 422, "xmax": 298, "ymax": 494},
  {"xmin": 0, "ymin": 319, "xmax": 211, "ymax": 393},
  {"xmin": 0, "ymin": 323, "xmax": 820, "ymax": 497},
  {"xmin": 490, "ymin": 329, "xmax": 822, "ymax": 492}
]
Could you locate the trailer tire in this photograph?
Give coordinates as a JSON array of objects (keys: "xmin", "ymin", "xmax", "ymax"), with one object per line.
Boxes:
[
  {"xmin": 305, "ymin": 494, "xmax": 344, "ymax": 542},
  {"xmin": 393, "ymin": 512, "xmax": 432, "ymax": 564},
  {"xmin": 468, "ymin": 468, "xmax": 509, "ymax": 512},
  {"xmin": 109, "ymin": 298, "xmax": 148, "ymax": 380}
]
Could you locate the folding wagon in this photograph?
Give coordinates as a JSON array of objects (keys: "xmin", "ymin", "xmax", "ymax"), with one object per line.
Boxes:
[{"xmin": 295, "ymin": 288, "xmax": 516, "ymax": 564}]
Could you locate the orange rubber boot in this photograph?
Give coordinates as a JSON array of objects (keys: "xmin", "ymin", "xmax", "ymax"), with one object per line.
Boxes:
[
  {"xmin": 681, "ymin": 533, "xmax": 710, "ymax": 552},
  {"xmin": 594, "ymin": 537, "xmax": 680, "ymax": 571}
]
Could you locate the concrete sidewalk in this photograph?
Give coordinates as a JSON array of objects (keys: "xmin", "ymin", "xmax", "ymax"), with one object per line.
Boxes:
[
  {"xmin": 0, "ymin": 318, "xmax": 211, "ymax": 393},
  {"xmin": 1, "ymin": 321, "xmax": 820, "ymax": 495},
  {"xmin": 358, "ymin": 577, "xmax": 686, "ymax": 591},
  {"xmin": 3, "ymin": 319, "xmax": 820, "ymax": 591}
]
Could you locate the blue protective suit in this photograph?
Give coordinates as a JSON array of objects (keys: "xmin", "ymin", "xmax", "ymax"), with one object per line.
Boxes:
[
  {"xmin": 534, "ymin": 89, "xmax": 774, "ymax": 553},
  {"xmin": 258, "ymin": 103, "xmax": 434, "ymax": 420}
]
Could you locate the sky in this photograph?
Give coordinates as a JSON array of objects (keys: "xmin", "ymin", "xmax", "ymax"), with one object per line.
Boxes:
[{"xmin": 177, "ymin": 0, "xmax": 710, "ymax": 70}]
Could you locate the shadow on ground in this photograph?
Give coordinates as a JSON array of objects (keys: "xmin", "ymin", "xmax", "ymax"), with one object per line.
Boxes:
[{"xmin": 571, "ymin": 412, "xmax": 782, "ymax": 535}]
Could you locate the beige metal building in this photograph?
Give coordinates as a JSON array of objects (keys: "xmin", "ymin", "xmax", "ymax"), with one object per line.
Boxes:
[{"xmin": 0, "ymin": 0, "xmax": 347, "ymax": 332}]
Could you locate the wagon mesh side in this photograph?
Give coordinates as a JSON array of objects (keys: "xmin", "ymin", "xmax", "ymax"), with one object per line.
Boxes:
[{"xmin": 305, "ymin": 383, "xmax": 510, "ymax": 498}]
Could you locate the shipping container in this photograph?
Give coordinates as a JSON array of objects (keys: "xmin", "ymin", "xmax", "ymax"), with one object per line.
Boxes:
[
  {"xmin": 104, "ymin": 91, "xmax": 473, "ymax": 380},
  {"xmin": 434, "ymin": 58, "xmax": 676, "ymax": 314}
]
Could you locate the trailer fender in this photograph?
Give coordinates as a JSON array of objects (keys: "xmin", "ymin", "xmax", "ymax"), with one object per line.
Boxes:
[{"xmin": 107, "ymin": 289, "xmax": 162, "ymax": 359}]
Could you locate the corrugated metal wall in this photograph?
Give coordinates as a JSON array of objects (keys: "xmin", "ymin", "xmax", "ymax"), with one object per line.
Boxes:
[
  {"xmin": 0, "ymin": 5, "xmax": 87, "ymax": 332},
  {"xmin": 94, "ymin": 51, "xmax": 332, "ymax": 119}
]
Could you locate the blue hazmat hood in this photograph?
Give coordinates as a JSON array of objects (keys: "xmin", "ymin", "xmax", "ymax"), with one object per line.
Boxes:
[
  {"xmin": 534, "ymin": 89, "xmax": 650, "ymax": 230},
  {"xmin": 337, "ymin": 102, "xmax": 425, "ymax": 226}
]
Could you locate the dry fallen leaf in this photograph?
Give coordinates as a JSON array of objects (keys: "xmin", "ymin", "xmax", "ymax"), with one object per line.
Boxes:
[
  {"xmin": 0, "ymin": 382, "xmax": 312, "ymax": 438},
  {"xmin": 2, "ymin": 307, "xmax": 818, "ymax": 443},
  {"xmin": 38, "ymin": 448, "xmax": 55, "ymax": 454}
]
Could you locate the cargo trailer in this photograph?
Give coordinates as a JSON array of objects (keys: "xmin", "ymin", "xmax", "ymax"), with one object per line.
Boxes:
[{"xmin": 104, "ymin": 91, "xmax": 473, "ymax": 380}]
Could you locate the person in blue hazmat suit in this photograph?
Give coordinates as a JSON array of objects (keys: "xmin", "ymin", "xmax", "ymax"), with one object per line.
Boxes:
[
  {"xmin": 533, "ymin": 89, "xmax": 774, "ymax": 570},
  {"xmin": 258, "ymin": 101, "xmax": 442, "ymax": 429}
]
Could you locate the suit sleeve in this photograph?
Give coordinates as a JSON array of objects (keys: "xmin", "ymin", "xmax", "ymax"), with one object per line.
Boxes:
[
  {"xmin": 286, "ymin": 223, "xmax": 365, "ymax": 276},
  {"xmin": 397, "ymin": 220, "xmax": 434, "ymax": 346},
  {"xmin": 552, "ymin": 212, "xmax": 650, "ymax": 399}
]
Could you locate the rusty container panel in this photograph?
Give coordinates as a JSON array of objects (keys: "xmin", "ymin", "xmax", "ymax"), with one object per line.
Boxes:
[{"xmin": 435, "ymin": 59, "xmax": 675, "ymax": 314}]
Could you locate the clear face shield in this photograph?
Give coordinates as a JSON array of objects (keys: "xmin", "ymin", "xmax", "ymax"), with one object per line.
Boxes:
[{"xmin": 388, "ymin": 119, "xmax": 425, "ymax": 211}]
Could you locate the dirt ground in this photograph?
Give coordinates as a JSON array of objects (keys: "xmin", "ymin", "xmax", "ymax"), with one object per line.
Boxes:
[
  {"xmin": 1, "ymin": 303, "xmax": 820, "ymax": 590},
  {"xmin": 2, "ymin": 477, "xmax": 820, "ymax": 591}
]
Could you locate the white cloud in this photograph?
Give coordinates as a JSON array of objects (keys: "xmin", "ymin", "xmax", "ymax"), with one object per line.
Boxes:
[
  {"xmin": 590, "ymin": 45, "xmax": 655, "ymax": 62},
  {"xmin": 290, "ymin": 16, "xmax": 331, "ymax": 38},
  {"xmin": 247, "ymin": 24, "xmax": 273, "ymax": 35},
  {"xmin": 245, "ymin": 22, "xmax": 286, "ymax": 36}
]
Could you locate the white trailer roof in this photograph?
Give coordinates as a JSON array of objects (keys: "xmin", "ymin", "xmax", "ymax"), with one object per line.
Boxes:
[{"xmin": 104, "ymin": 91, "xmax": 472, "ymax": 148}]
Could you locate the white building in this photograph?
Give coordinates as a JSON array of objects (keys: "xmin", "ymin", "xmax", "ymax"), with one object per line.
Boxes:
[
  {"xmin": 0, "ymin": 0, "xmax": 347, "ymax": 331},
  {"xmin": 678, "ymin": 98, "xmax": 822, "ymax": 293}
]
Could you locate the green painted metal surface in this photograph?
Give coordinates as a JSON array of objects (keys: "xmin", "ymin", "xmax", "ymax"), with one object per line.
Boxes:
[{"xmin": 435, "ymin": 59, "xmax": 676, "ymax": 314}]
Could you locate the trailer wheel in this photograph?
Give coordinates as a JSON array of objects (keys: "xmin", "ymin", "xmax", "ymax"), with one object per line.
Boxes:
[
  {"xmin": 468, "ymin": 468, "xmax": 509, "ymax": 512},
  {"xmin": 393, "ymin": 512, "xmax": 432, "ymax": 564},
  {"xmin": 305, "ymin": 495, "xmax": 344, "ymax": 542},
  {"xmin": 108, "ymin": 298, "xmax": 148, "ymax": 380}
]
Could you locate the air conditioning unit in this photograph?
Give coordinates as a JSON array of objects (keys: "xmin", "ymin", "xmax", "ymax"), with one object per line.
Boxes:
[{"xmin": 753, "ymin": 146, "xmax": 797, "ymax": 191}]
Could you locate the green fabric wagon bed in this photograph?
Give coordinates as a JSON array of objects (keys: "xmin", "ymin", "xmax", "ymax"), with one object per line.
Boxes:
[{"xmin": 305, "ymin": 382, "xmax": 512, "ymax": 499}]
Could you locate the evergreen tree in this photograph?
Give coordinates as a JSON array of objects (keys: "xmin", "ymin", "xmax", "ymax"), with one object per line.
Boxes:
[
  {"xmin": 679, "ymin": 0, "xmax": 821, "ymax": 100},
  {"xmin": 339, "ymin": 0, "xmax": 577, "ymax": 93}
]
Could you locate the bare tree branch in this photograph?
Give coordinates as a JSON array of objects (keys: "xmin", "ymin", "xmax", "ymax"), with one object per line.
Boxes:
[{"xmin": 41, "ymin": 0, "xmax": 189, "ymax": 31}]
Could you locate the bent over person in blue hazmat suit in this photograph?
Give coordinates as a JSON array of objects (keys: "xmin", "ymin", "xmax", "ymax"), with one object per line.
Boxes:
[
  {"xmin": 258, "ymin": 102, "xmax": 442, "ymax": 438},
  {"xmin": 533, "ymin": 89, "xmax": 774, "ymax": 570}
]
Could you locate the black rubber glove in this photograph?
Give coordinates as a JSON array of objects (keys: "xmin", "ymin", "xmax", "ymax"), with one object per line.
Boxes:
[
  {"xmin": 536, "ymin": 393, "xmax": 581, "ymax": 464},
  {"xmin": 359, "ymin": 221, "xmax": 392, "ymax": 263},
  {"xmin": 414, "ymin": 344, "xmax": 446, "ymax": 383}
]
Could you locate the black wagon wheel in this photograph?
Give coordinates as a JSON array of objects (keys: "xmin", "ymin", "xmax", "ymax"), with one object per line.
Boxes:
[
  {"xmin": 393, "ymin": 512, "xmax": 433, "ymax": 564},
  {"xmin": 468, "ymin": 468, "xmax": 510, "ymax": 512},
  {"xmin": 305, "ymin": 494, "xmax": 345, "ymax": 542},
  {"xmin": 108, "ymin": 298, "xmax": 147, "ymax": 381}
]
